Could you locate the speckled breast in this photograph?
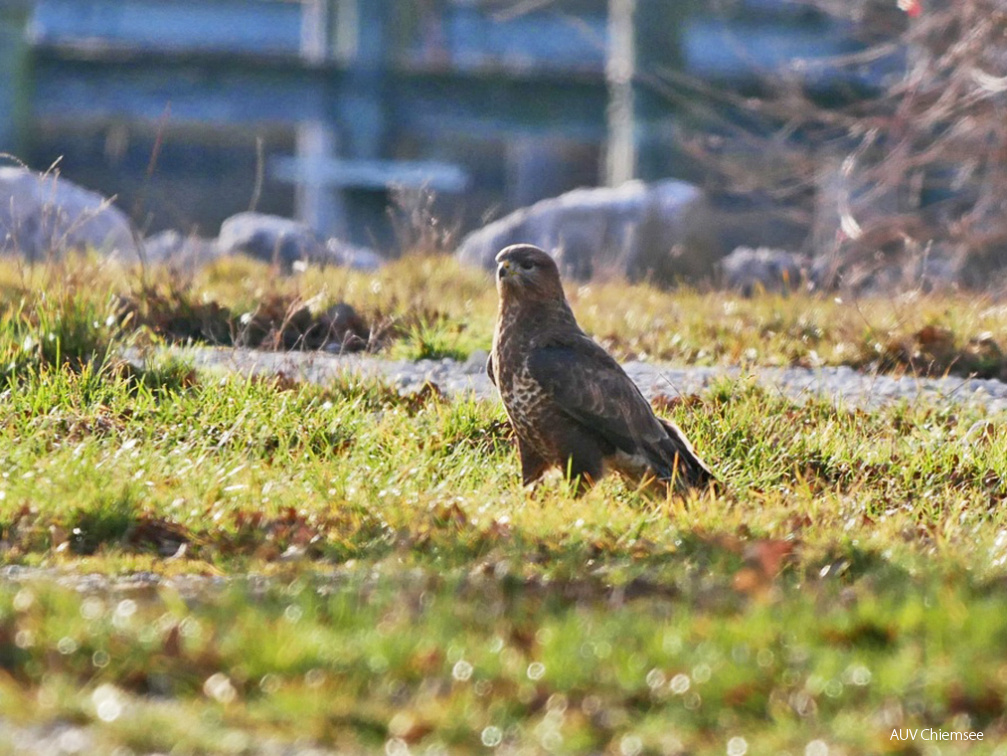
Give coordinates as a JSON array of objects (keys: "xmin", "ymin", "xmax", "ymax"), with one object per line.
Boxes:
[{"xmin": 496, "ymin": 360, "xmax": 555, "ymax": 455}]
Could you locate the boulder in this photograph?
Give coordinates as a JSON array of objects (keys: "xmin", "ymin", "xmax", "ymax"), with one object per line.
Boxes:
[
  {"xmin": 720, "ymin": 246, "xmax": 809, "ymax": 296},
  {"xmin": 217, "ymin": 212, "xmax": 327, "ymax": 267},
  {"xmin": 217, "ymin": 212, "xmax": 384, "ymax": 271},
  {"xmin": 141, "ymin": 229, "xmax": 221, "ymax": 268},
  {"xmin": 0, "ymin": 166, "xmax": 138, "ymax": 261},
  {"xmin": 455, "ymin": 179, "xmax": 721, "ymax": 285},
  {"xmin": 325, "ymin": 238, "xmax": 384, "ymax": 271}
]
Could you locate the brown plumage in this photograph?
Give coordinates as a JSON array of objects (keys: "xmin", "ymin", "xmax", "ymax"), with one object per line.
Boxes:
[{"xmin": 487, "ymin": 243, "xmax": 716, "ymax": 495}]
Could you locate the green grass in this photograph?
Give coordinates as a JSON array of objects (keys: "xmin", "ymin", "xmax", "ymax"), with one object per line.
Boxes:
[{"xmin": 2, "ymin": 257, "xmax": 1007, "ymax": 753}]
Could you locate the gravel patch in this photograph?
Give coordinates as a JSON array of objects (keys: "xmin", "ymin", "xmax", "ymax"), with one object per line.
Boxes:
[{"xmin": 137, "ymin": 346, "xmax": 1007, "ymax": 413}]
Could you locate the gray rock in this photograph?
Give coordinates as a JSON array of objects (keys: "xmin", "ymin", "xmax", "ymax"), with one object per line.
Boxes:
[
  {"xmin": 216, "ymin": 212, "xmax": 384, "ymax": 271},
  {"xmin": 456, "ymin": 179, "xmax": 721, "ymax": 285},
  {"xmin": 217, "ymin": 212, "xmax": 327, "ymax": 267},
  {"xmin": 321, "ymin": 302, "xmax": 369, "ymax": 353},
  {"xmin": 0, "ymin": 166, "xmax": 138, "ymax": 261},
  {"xmin": 141, "ymin": 229, "xmax": 221, "ymax": 268},
  {"xmin": 325, "ymin": 238, "xmax": 384, "ymax": 271},
  {"xmin": 720, "ymin": 246, "xmax": 809, "ymax": 295}
]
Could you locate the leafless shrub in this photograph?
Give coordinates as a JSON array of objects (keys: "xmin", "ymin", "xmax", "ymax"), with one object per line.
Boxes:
[
  {"xmin": 387, "ymin": 184, "xmax": 459, "ymax": 258},
  {"xmin": 665, "ymin": 0, "xmax": 1007, "ymax": 288}
]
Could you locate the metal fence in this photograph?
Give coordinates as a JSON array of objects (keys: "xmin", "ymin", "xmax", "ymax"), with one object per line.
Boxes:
[{"xmin": 1, "ymin": 0, "xmax": 864, "ymax": 249}]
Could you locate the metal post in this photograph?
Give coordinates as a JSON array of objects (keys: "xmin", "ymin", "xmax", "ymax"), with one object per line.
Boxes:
[
  {"xmin": 0, "ymin": 0, "xmax": 32, "ymax": 159},
  {"xmin": 605, "ymin": 0, "xmax": 636, "ymax": 187},
  {"xmin": 300, "ymin": 0, "xmax": 331, "ymax": 63},
  {"xmin": 296, "ymin": 0, "xmax": 344, "ymax": 234}
]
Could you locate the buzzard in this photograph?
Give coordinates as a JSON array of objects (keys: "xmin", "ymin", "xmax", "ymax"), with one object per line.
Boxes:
[{"xmin": 488, "ymin": 244, "xmax": 716, "ymax": 495}]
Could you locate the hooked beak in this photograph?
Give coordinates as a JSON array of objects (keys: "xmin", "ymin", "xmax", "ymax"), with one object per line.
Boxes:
[{"xmin": 497, "ymin": 260, "xmax": 513, "ymax": 281}]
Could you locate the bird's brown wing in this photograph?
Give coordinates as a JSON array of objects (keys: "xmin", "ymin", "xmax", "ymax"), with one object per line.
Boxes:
[
  {"xmin": 526, "ymin": 337, "xmax": 714, "ymax": 486},
  {"xmin": 526, "ymin": 337, "xmax": 650, "ymax": 452}
]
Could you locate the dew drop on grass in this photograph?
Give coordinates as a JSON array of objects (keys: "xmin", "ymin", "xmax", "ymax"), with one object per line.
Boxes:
[
  {"xmin": 805, "ymin": 741, "xmax": 829, "ymax": 756},
  {"xmin": 526, "ymin": 662, "xmax": 546, "ymax": 681},
  {"xmin": 452, "ymin": 659, "xmax": 473, "ymax": 682},
  {"xmin": 481, "ymin": 726, "xmax": 503, "ymax": 747},
  {"xmin": 93, "ymin": 684, "xmax": 123, "ymax": 722},
  {"xmin": 646, "ymin": 669, "xmax": 666, "ymax": 689},
  {"xmin": 12, "ymin": 588, "xmax": 34, "ymax": 612},
  {"xmin": 203, "ymin": 672, "xmax": 237, "ymax": 704},
  {"xmin": 92, "ymin": 650, "xmax": 110, "ymax": 668},
  {"xmin": 669, "ymin": 673, "xmax": 690, "ymax": 694},
  {"xmin": 57, "ymin": 636, "xmax": 78, "ymax": 655},
  {"xmin": 539, "ymin": 731, "xmax": 562, "ymax": 751},
  {"xmin": 620, "ymin": 735, "xmax": 643, "ymax": 756},
  {"xmin": 756, "ymin": 648, "xmax": 775, "ymax": 668},
  {"xmin": 843, "ymin": 664, "xmax": 871, "ymax": 686},
  {"xmin": 581, "ymin": 695, "xmax": 602, "ymax": 715},
  {"xmin": 14, "ymin": 630, "xmax": 34, "ymax": 649},
  {"xmin": 726, "ymin": 736, "xmax": 748, "ymax": 756},
  {"xmin": 692, "ymin": 663, "xmax": 712, "ymax": 683}
]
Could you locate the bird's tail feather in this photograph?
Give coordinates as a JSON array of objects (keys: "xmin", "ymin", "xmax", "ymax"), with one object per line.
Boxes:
[{"xmin": 654, "ymin": 418, "xmax": 718, "ymax": 491}]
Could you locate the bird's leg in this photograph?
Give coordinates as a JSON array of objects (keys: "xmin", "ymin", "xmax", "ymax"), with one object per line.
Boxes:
[{"xmin": 517, "ymin": 437, "xmax": 549, "ymax": 488}]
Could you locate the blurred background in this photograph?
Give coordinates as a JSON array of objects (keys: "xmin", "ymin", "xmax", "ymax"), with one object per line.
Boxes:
[{"xmin": 4, "ymin": 0, "xmax": 992, "ymax": 286}]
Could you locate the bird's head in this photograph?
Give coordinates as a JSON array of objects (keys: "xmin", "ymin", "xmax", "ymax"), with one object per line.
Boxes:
[{"xmin": 495, "ymin": 244, "xmax": 564, "ymax": 303}]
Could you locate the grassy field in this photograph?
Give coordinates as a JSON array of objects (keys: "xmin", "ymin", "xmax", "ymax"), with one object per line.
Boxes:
[{"xmin": 2, "ymin": 256, "xmax": 1007, "ymax": 754}]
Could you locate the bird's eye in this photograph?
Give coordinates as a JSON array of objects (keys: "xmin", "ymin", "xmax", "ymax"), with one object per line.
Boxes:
[{"xmin": 519, "ymin": 260, "xmax": 534, "ymax": 271}]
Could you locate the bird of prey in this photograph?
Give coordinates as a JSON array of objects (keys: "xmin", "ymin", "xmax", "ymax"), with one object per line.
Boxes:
[{"xmin": 487, "ymin": 244, "xmax": 716, "ymax": 495}]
